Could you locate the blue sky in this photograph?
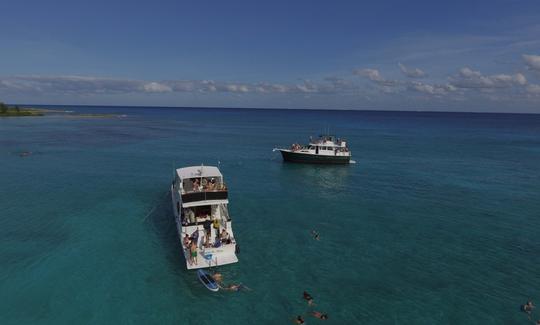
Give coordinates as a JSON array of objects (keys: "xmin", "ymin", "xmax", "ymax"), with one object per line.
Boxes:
[{"xmin": 1, "ymin": 0, "xmax": 540, "ymax": 112}]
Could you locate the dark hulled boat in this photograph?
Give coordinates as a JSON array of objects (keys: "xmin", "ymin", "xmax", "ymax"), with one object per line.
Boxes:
[{"xmin": 274, "ymin": 135, "xmax": 352, "ymax": 164}]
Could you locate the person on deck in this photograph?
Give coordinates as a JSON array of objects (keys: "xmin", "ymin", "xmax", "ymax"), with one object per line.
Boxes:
[
  {"xmin": 183, "ymin": 234, "xmax": 190, "ymax": 249},
  {"xmin": 207, "ymin": 178, "xmax": 215, "ymax": 190},
  {"xmin": 190, "ymin": 241, "xmax": 198, "ymax": 265},
  {"xmin": 192, "ymin": 178, "xmax": 200, "ymax": 191},
  {"xmin": 213, "ymin": 235, "xmax": 221, "ymax": 248},
  {"xmin": 220, "ymin": 229, "xmax": 229, "ymax": 240}
]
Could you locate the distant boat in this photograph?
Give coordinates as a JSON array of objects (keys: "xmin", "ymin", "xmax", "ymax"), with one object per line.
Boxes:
[
  {"xmin": 274, "ymin": 135, "xmax": 352, "ymax": 164},
  {"xmin": 171, "ymin": 165, "xmax": 239, "ymax": 270}
]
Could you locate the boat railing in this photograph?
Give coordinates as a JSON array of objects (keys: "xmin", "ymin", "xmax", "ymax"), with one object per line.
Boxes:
[
  {"xmin": 219, "ymin": 204, "xmax": 229, "ymax": 229},
  {"xmin": 181, "ymin": 182, "xmax": 227, "ymax": 194}
]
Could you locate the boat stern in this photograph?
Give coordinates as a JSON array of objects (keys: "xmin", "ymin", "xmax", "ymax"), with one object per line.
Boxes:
[{"xmin": 184, "ymin": 243, "xmax": 239, "ymax": 270}]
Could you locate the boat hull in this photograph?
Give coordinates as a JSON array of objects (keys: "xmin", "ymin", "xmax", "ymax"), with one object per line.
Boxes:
[{"xmin": 278, "ymin": 150, "xmax": 351, "ymax": 164}]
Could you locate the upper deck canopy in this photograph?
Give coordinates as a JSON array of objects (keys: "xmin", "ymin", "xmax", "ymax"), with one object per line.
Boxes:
[
  {"xmin": 176, "ymin": 166, "xmax": 222, "ymax": 180},
  {"xmin": 309, "ymin": 135, "xmax": 346, "ymax": 148}
]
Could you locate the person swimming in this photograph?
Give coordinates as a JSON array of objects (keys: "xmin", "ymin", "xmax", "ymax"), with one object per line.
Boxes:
[
  {"xmin": 522, "ymin": 300, "xmax": 534, "ymax": 319},
  {"xmin": 212, "ymin": 272, "xmax": 223, "ymax": 283},
  {"xmin": 221, "ymin": 283, "xmax": 251, "ymax": 292},
  {"xmin": 294, "ymin": 315, "xmax": 305, "ymax": 324},
  {"xmin": 311, "ymin": 230, "xmax": 320, "ymax": 241},
  {"xmin": 303, "ymin": 291, "xmax": 314, "ymax": 306},
  {"xmin": 310, "ymin": 311, "xmax": 328, "ymax": 320}
]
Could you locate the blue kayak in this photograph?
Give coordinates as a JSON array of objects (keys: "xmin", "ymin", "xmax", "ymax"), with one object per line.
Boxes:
[{"xmin": 197, "ymin": 269, "xmax": 219, "ymax": 292}]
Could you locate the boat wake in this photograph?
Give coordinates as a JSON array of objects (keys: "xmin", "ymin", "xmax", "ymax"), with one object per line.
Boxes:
[{"xmin": 349, "ymin": 160, "xmax": 357, "ymax": 164}]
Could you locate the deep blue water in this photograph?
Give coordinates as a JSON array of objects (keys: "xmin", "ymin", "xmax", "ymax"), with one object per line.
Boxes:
[{"xmin": 1, "ymin": 107, "xmax": 540, "ymax": 324}]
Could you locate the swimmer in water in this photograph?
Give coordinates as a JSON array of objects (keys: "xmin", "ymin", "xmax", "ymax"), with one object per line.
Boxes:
[
  {"xmin": 522, "ymin": 300, "xmax": 534, "ymax": 319},
  {"xmin": 294, "ymin": 315, "xmax": 305, "ymax": 324},
  {"xmin": 303, "ymin": 291, "xmax": 314, "ymax": 306},
  {"xmin": 311, "ymin": 230, "xmax": 320, "ymax": 241},
  {"xmin": 310, "ymin": 311, "xmax": 328, "ymax": 320},
  {"xmin": 212, "ymin": 272, "xmax": 223, "ymax": 283},
  {"xmin": 221, "ymin": 283, "xmax": 251, "ymax": 292}
]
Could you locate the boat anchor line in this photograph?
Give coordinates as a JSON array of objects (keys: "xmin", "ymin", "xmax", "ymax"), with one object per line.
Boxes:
[{"xmin": 141, "ymin": 190, "xmax": 170, "ymax": 223}]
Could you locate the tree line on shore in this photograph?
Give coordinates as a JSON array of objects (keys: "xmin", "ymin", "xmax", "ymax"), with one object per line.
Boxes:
[
  {"xmin": 0, "ymin": 101, "xmax": 20, "ymax": 113},
  {"xmin": 0, "ymin": 101, "xmax": 42, "ymax": 116}
]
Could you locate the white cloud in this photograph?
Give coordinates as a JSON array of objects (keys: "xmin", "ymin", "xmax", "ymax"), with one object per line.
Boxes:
[
  {"xmin": 143, "ymin": 82, "xmax": 172, "ymax": 93},
  {"xmin": 224, "ymin": 84, "xmax": 249, "ymax": 93},
  {"xmin": 353, "ymin": 68, "xmax": 384, "ymax": 82},
  {"xmin": 398, "ymin": 63, "xmax": 427, "ymax": 78},
  {"xmin": 353, "ymin": 68, "xmax": 398, "ymax": 86},
  {"xmin": 254, "ymin": 83, "xmax": 289, "ymax": 93},
  {"xmin": 0, "ymin": 74, "xmax": 353, "ymax": 97},
  {"xmin": 408, "ymin": 81, "xmax": 454, "ymax": 95},
  {"xmin": 450, "ymin": 67, "xmax": 527, "ymax": 88},
  {"xmin": 523, "ymin": 54, "xmax": 540, "ymax": 71},
  {"xmin": 514, "ymin": 73, "xmax": 527, "ymax": 85},
  {"xmin": 526, "ymin": 84, "xmax": 540, "ymax": 94}
]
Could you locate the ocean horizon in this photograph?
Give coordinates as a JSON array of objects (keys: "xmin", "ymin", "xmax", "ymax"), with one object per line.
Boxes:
[{"xmin": 1, "ymin": 105, "xmax": 539, "ymax": 324}]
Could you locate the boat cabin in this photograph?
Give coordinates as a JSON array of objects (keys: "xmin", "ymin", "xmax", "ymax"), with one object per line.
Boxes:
[
  {"xmin": 173, "ymin": 166, "xmax": 228, "ymax": 204},
  {"xmin": 289, "ymin": 135, "xmax": 349, "ymax": 155}
]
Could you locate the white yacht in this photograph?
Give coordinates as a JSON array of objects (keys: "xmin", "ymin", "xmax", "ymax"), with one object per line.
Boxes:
[{"xmin": 171, "ymin": 165, "xmax": 239, "ymax": 269}]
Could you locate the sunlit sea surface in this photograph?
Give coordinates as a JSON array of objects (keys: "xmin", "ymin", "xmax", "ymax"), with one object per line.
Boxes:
[{"xmin": 1, "ymin": 106, "xmax": 539, "ymax": 324}]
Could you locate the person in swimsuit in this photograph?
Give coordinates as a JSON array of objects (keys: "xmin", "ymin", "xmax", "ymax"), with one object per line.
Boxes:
[
  {"xmin": 212, "ymin": 272, "xmax": 223, "ymax": 283},
  {"xmin": 310, "ymin": 311, "xmax": 328, "ymax": 320},
  {"xmin": 225, "ymin": 284, "xmax": 241, "ymax": 291},
  {"xmin": 192, "ymin": 178, "xmax": 200, "ymax": 191},
  {"xmin": 311, "ymin": 230, "xmax": 320, "ymax": 241},
  {"xmin": 220, "ymin": 229, "xmax": 229, "ymax": 240},
  {"xmin": 183, "ymin": 234, "xmax": 190, "ymax": 249},
  {"xmin": 190, "ymin": 241, "xmax": 198, "ymax": 265},
  {"xmin": 221, "ymin": 283, "xmax": 251, "ymax": 292},
  {"xmin": 303, "ymin": 291, "xmax": 314, "ymax": 306},
  {"xmin": 294, "ymin": 315, "xmax": 305, "ymax": 324},
  {"xmin": 522, "ymin": 300, "xmax": 534, "ymax": 319}
]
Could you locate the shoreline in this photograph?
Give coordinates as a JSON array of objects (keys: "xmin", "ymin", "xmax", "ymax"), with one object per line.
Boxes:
[
  {"xmin": 0, "ymin": 107, "xmax": 121, "ymax": 119},
  {"xmin": 10, "ymin": 103, "xmax": 540, "ymax": 115}
]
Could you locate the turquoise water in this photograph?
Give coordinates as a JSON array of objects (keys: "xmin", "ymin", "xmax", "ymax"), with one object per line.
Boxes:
[{"xmin": 1, "ymin": 107, "xmax": 540, "ymax": 324}]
